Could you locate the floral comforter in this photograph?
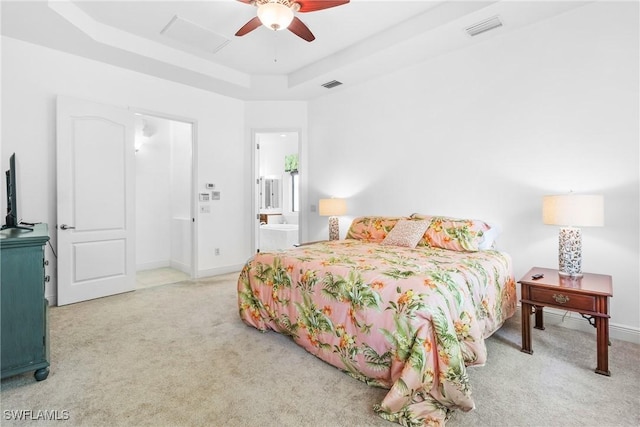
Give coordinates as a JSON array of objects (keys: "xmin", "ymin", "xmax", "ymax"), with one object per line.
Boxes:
[{"xmin": 237, "ymin": 240, "xmax": 516, "ymax": 426}]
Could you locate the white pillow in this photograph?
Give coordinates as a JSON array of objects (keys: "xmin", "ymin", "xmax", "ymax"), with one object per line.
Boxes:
[{"xmin": 478, "ymin": 222, "xmax": 502, "ymax": 250}]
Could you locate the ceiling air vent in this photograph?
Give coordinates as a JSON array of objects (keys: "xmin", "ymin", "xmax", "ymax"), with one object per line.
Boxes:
[
  {"xmin": 321, "ymin": 80, "xmax": 343, "ymax": 89},
  {"xmin": 465, "ymin": 15, "xmax": 503, "ymax": 37},
  {"xmin": 161, "ymin": 15, "xmax": 230, "ymax": 54}
]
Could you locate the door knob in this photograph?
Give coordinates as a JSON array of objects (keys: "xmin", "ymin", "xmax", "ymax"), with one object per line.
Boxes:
[{"xmin": 60, "ymin": 224, "xmax": 76, "ymax": 230}]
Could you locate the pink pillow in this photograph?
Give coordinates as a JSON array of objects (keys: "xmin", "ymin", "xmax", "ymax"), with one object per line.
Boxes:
[
  {"xmin": 424, "ymin": 216, "xmax": 490, "ymax": 252},
  {"xmin": 345, "ymin": 216, "xmax": 406, "ymax": 242}
]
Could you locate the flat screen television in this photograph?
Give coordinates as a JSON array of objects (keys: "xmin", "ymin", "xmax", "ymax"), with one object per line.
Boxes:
[{"xmin": 2, "ymin": 153, "xmax": 32, "ymax": 231}]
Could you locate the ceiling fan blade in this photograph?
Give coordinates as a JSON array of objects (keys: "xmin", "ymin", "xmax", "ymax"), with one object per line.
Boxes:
[
  {"xmin": 295, "ymin": 0, "xmax": 350, "ymax": 13},
  {"xmin": 288, "ymin": 16, "xmax": 315, "ymax": 42},
  {"xmin": 235, "ymin": 17, "xmax": 262, "ymax": 37}
]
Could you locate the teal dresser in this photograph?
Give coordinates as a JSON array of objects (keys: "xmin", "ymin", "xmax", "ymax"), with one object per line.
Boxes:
[{"xmin": 1, "ymin": 224, "xmax": 50, "ymax": 381}]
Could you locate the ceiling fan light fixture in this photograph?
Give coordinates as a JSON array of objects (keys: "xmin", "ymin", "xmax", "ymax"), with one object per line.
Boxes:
[{"xmin": 257, "ymin": 1, "xmax": 294, "ymax": 31}]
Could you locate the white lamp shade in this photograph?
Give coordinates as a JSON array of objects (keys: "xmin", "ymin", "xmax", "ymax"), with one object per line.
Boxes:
[
  {"xmin": 542, "ymin": 194, "xmax": 604, "ymax": 227},
  {"xmin": 257, "ymin": 2, "xmax": 294, "ymax": 31},
  {"xmin": 319, "ymin": 198, "xmax": 347, "ymax": 216}
]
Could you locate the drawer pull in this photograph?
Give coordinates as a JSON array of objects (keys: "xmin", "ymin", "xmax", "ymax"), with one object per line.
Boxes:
[{"xmin": 553, "ymin": 293, "xmax": 570, "ymax": 304}]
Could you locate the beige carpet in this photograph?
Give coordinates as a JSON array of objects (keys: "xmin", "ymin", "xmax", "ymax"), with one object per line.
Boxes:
[
  {"xmin": 1, "ymin": 273, "xmax": 639, "ymax": 427},
  {"xmin": 135, "ymin": 268, "xmax": 190, "ymax": 289}
]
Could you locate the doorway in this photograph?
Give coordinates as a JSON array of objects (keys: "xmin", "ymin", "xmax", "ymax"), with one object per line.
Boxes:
[
  {"xmin": 254, "ymin": 130, "xmax": 300, "ymax": 253},
  {"xmin": 134, "ymin": 114, "xmax": 194, "ymax": 288},
  {"xmin": 56, "ymin": 96, "xmax": 197, "ymax": 305}
]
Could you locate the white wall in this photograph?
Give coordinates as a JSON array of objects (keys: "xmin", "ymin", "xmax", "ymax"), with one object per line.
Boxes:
[
  {"xmin": 170, "ymin": 121, "xmax": 193, "ymax": 273},
  {"xmin": 135, "ymin": 116, "xmax": 192, "ymax": 273},
  {"xmin": 135, "ymin": 117, "xmax": 172, "ymax": 270},
  {"xmin": 1, "ymin": 37, "xmax": 246, "ymax": 303},
  {"xmin": 307, "ymin": 2, "xmax": 639, "ymax": 336}
]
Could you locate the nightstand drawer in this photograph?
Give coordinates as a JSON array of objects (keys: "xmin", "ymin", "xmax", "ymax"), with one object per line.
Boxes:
[{"xmin": 529, "ymin": 287, "xmax": 596, "ymax": 312}]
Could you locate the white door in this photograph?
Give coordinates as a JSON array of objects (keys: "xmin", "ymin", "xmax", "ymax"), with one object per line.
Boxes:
[
  {"xmin": 56, "ymin": 96, "xmax": 136, "ymax": 305},
  {"xmin": 254, "ymin": 136, "xmax": 261, "ymax": 253}
]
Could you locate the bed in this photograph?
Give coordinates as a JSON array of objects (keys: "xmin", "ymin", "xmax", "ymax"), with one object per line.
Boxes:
[{"xmin": 237, "ymin": 215, "xmax": 516, "ymax": 426}]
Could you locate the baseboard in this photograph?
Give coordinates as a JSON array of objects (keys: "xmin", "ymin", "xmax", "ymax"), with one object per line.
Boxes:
[
  {"xmin": 196, "ymin": 264, "xmax": 243, "ymax": 278},
  {"xmin": 196, "ymin": 264, "xmax": 244, "ymax": 279},
  {"xmin": 46, "ymin": 264, "xmax": 241, "ymax": 306},
  {"xmin": 516, "ymin": 305, "xmax": 640, "ymax": 344},
  {"xmin": 136, "ymin": 260, "xmax": 170, "ymax": 271},
  {"xmin": 46, "ymin": 293, "xmax": 57, "ymax": 307},
  {"xmin": 169, "ymin": 260, "xmax": 190, "ymax": 274}
]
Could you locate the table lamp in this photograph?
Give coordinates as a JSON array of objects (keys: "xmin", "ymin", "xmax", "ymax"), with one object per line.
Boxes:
[
  {"xmin": 319, "ymin": 198, "xmax": 347, "ymax": 241},
  {"xmin": 542, "ymin": 194, "xmax": 604, "ymax": 277}
]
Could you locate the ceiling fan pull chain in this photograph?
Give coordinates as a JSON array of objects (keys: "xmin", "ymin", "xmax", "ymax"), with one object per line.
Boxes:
[{"xmin": 273, "ymin": 31, "xmax": 279, "ymax": 63}]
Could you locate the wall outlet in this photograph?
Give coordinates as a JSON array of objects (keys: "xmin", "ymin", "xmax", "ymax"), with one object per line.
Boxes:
[
  {"xmin": 310, "ymin": 204, "xmax": 317, "ymax": 212},
  {"xmin": 214, "ymin": 248, "xmax": 220, "ymax": 256}
]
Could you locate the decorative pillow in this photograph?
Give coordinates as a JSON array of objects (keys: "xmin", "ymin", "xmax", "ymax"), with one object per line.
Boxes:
[
  {"xmin": 424, "ymin": 216, "xmax": 491, "ymax": 252},
  {"xmin": 409, "ymin": 213, "xmax": 433, "ymax": 247},
  {"xmin": 380, "ymin": 219, "xmax": 430, "ymax": 248},
  {"xmin": 345, "ymin": 216, "xmax": 406, "ymax": 242}
]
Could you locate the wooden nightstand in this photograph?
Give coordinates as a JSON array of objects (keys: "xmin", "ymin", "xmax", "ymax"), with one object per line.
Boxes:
[{"xmin": 519, "ymin": 267, "xmax": 612, "ymax": 376}]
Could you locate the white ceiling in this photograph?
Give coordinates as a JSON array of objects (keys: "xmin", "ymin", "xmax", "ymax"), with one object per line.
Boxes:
[{"xmin": 1, "ymin": 0, "xmax": 588, "ymax": 100}]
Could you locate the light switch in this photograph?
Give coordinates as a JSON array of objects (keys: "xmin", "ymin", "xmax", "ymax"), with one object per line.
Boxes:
[
  {"xmin": 199, "ymin": 192, "xmax": 210, "ymax": 202},
  {"xmin": 200, "ymin": 205, "xmax": 211, "ymax": 214}
]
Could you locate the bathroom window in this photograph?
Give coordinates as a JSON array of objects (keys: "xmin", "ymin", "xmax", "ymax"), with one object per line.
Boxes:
[{"xmin": 291, "ymin": 171, "xmax": 299, "ymax": 212}]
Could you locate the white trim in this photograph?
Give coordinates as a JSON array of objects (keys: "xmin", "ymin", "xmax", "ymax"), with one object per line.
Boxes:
[
  {"xmin": 189, "ymin": 121, "xmax": 199, "ymax": 280},
  {"xmin": 136, "ymin": 260, "xmax": 191, "ymax": 274},
  {"xmin": 46, "ymin": 294, "xmax": 57, "ymax": 308},
  {"xmin": 197, "ymin": 264, "xmax": 244, "ymax": 279},
  {"xmin": 516, "ymin": 305, "xmax": 640, "ymax": 345},
  {"xmin": 136, "ymin": 260, "xmax": 171, "ymax": 272},
  {"xmin": 170, "ymin": 260, "xmax": 191, "ymax": 275}
]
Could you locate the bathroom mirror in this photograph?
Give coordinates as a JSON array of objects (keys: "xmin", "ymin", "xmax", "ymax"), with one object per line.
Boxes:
[{"xmin": 260, "ymin": 176, "xmax": 281, "ymax": 211}]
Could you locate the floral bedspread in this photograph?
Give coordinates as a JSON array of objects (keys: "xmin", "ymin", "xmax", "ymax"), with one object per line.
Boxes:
[{"xmin": 237, "ymin": 240, "xmax": 516, "ymax": 426}]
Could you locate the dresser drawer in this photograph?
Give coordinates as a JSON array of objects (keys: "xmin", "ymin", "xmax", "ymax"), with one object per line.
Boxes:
[{"xmin": 529, "ymin": 287, "xmax": 596, "ymax": 312}]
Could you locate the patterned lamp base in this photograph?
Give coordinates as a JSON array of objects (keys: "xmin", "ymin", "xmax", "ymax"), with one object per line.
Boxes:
[
  {"xmin": 328, "ymin": 216, "xmax": 340, "ymax": 241},
  {"xmin": 558, "ymin": 226, "xmax": 582, "ymax": 277}
]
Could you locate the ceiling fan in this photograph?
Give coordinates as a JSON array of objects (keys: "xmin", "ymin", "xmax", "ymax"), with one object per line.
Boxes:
[{"xmin": 234, "ymin": 0, "xmax": 350, "ymax": 42}]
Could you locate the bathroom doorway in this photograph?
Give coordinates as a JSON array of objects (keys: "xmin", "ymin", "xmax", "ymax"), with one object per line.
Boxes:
[
  {"xmin": 134, "ymin": 114, "xmax": 194, "ymax": 287},
  {"xmin": 253, "ymin": 130, "xmax": 300, "ymax": 253}
]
